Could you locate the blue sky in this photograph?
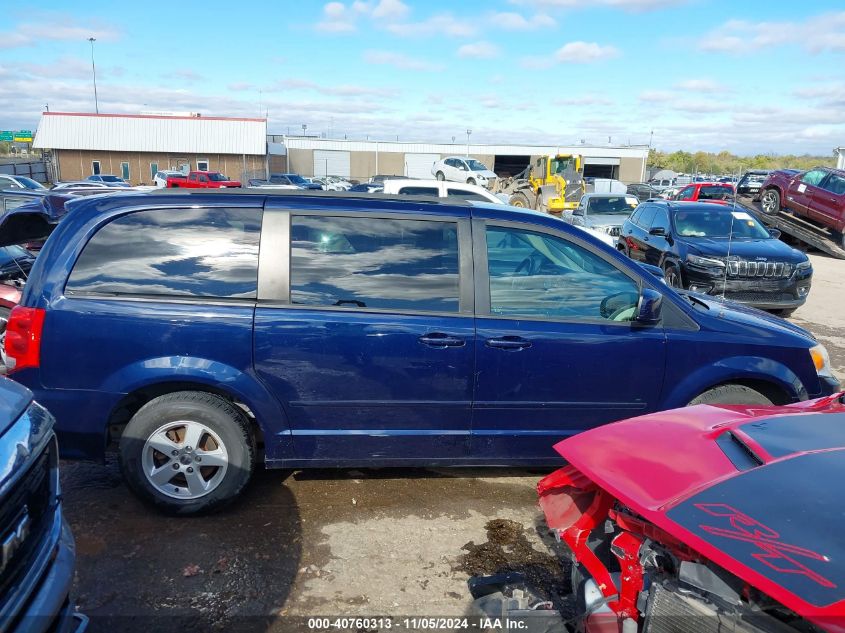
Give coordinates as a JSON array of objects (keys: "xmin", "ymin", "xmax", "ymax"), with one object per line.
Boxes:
[{"xmin": 1, "ymin": 0, "xmax": 844, "ymax": 155}]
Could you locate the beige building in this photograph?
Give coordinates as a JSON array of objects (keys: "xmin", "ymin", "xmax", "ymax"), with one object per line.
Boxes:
[
  {"xmin": 33, "ymin": 112, "xmax": 267, "ymax": 185},
  {"xmin": 282, "ymin": 137, "xmax": 650, "ymax": 184}
]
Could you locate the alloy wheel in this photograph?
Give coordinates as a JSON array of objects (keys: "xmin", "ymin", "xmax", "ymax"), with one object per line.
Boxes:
[{"xmin": 141, "ymin": 420, "xmax": 229, "ymax": 499}]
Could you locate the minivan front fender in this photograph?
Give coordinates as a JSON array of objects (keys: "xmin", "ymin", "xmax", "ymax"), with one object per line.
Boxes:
[
  {"xmin": 662, "ymin": 355, "xmax": 808, "ymax": 409},
  {"xmin": 101, "ymin": 356, "xmax": 294, "ymax": 460}
]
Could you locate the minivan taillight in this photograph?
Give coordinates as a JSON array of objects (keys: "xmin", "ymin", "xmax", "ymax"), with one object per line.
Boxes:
[{"xmin": 5, "ymin": 306, "xmax": 46, "ymax": 373}]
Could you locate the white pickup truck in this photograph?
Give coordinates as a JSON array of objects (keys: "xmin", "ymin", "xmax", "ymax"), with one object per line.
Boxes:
[{"xmin": 382, "ymin": 179, "xmax": 506, "ymax": 204}]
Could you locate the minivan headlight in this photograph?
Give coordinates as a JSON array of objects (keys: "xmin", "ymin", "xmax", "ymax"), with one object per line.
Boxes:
[
  {"xmin": 686, "ymin": 254, "xmax": 725, "ymax": 268},
  {"xmin": 810, "ymin": 344, "xmax": 836, "ymax": 379}
]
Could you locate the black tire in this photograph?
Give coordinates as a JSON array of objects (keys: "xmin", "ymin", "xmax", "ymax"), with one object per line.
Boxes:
[
  {"xmin": 435, "ymin": 171, "xmax": 445, "ymax": 181},
  {"xmin": 663, "ymin": 264, "xmax": 683, "ymax": 289},
  {"xmin": 467, "ymin": 178, "xmax": 476, "ymax": 186},
  {"xmin": 509, "ymin": 192, "xmax": 531, "ymax": 208},
  {"xmin": 760, "ymin": 189, "xmax": 780, "ymax": 215},
  {"xmin": 119, "ymin": 391, "xmax": 256, "ymax": 515},
  {"xmin": 688, "ymin": 384, "xmax": 773, "ymax": 407},
  {"xmin": 772, "ymin": 308, "xmax": 796, "ymax": 318}
]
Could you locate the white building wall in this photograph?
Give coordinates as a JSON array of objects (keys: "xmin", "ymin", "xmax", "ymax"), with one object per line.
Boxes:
[{"xmin": 34, "ymin": 113, "xmax": 267, "ymax": 155}]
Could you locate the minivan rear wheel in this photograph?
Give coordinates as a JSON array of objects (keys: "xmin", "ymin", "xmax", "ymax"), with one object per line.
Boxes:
[
  {"xmin": 119, "ymin": 391, "xmax": 256, "ymax": 515},
  {"xmin": 687, "ymin": 384, "xmax": 773, "ymax": 407}
]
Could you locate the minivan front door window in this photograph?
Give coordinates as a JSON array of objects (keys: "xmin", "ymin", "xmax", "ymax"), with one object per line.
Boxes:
[{"xmin": 486, "ymin": 226, "xmax": 639, "ymax": 322}]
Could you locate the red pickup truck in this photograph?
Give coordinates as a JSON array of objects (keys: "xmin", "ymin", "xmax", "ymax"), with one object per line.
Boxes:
[
  {"xmin": 166, "ymin": 171, "xmax": 241, "ymax": 188},
  {"xmin": 760, "ymin": 167, "xmax": 845, "ymax": 247}
]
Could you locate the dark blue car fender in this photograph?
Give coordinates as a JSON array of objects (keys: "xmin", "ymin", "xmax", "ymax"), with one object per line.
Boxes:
[
  {"xmin": 661, "ymin": 354, "xmax": 808, "ymax": 408},
  {"xmin": 99, "ymin": 356, "xmax": 296, "ymax": 461}
]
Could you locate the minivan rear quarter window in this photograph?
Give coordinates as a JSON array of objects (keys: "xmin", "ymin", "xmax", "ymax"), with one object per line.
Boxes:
[
  {"xmin": 66, "ymin": 207, "xmax": 262, "ymax": 298},
  {"xmin": 290, "ymin": 216, "xmax": 460, "ymax": 312}
]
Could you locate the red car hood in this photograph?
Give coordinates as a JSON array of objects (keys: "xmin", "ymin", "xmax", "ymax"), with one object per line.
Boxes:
[{"xmin": 550, "ymin": 394, "xmax": 845, "ymax": 631}]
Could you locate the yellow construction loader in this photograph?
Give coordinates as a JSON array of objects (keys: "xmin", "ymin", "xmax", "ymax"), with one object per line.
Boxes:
[{"xmin": 503, "ymin": 154, "xmax": 586, "ymax": 214}]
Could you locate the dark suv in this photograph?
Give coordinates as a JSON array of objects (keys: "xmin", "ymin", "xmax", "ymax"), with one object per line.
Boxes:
[
  {"xmin": 619, "ymin": 200, "xmax": 813, "ymax": 315},
  {"xmin": 0, "ymin": 377, "xmax": 85, "ymax": 632},
  {"xmin": 7, "ymin": 191, "xmax": 838, "ymax": 513}
]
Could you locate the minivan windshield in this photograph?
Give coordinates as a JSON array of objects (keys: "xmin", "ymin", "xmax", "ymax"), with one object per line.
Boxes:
[{"xmin": 673, "ymin": 209, "xmax": 771, "ymax": 239}]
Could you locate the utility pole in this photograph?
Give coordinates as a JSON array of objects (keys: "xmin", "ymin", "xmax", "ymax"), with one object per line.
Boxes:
[{"xmin": 88, "ymin": 37, "xmax": 99, "ymax": 114}]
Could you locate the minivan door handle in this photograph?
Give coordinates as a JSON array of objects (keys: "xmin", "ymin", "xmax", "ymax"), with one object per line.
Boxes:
[
  {"xmin": 485, "ymin": 336, "xmax": 532, "ymax": 351},
  {"xmin": 418, "ymin": 333, "xmax": 465, "ymax": 348}
]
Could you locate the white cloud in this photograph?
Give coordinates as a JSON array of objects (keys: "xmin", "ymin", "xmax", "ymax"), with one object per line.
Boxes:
[
  {"xmin": 386, "ymin": 13, "xmax": 477, "ymax": 37},
  {"xmin": 0, "ymin": 16, "xmax": 121, "ymax": 49},
  {"xmin": 362, "ymin": 50, "xmax": 442, "ymax": 71},
  {"xmin": 508, "ymin": 0, "xmax": 688, "ymax": 13},
  {"xmin": 488, "ymin": 11, "xmax": 556, "ymax": 30},
  {"xmin": 698, "ymin": 12, "xmax": 845, "ymax": 54},
  {"xmin": 271, "ymin": 78, "xmax": 398, "ymax": 97},
  {"xmin": 457, "ymin": 41, "xmax": 499, "ymax": 59},
  {"xmin": 316, "ymin": 2, "xmax": 358, "ymax": 32},
  {"xmin": 673, "ymin": 79, "xmax": 730, "ymax": 93},
  {"xmin": 315, "ymin": 0, "xmax": 409, "ymax": 32},
  {"xmin": 371, "ymin": 0, "xmax": 410, "ymax": 20},
  {"xmin": 555, "ymin": 41, "xmax": 619, "ymax": 63}
]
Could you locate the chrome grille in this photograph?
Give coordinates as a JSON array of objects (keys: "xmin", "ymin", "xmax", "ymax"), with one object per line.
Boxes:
[{"xmin": 727, "ymin": 260, "xmax": 791, "ymax": 278}]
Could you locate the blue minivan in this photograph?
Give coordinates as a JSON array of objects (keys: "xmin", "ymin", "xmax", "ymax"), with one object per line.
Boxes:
[{"xmin": 5, "ymin": 191, "xmax": 839, "ymax": 513}]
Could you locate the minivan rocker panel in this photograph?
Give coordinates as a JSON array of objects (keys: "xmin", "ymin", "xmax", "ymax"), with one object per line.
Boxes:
[{"xmin": 7, "ymin": 191, "xmax": 838, "ymax": 514}]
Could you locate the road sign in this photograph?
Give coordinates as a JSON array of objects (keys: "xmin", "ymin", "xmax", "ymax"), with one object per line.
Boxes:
[{"xmin": 1, "ymin": 130, "xmax": 33, "ymax": 142}]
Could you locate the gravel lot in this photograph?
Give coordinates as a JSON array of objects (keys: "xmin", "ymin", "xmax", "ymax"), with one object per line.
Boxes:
[{"xmin": 62, "ymin": 252, "xmax": 844, "ymax": 632}]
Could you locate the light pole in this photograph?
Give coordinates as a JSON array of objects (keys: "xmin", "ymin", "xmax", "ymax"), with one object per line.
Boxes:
[
  {"xmin": 88, "ymin": 37, "xmax": 99, "ymax": 114},
  {"xmin": 466, "ymin": 129, "xmax": 472, "ymax": 157},
  {"xmin": 301, "ymin": 124, "xmax": 307, "ymax": 136}
]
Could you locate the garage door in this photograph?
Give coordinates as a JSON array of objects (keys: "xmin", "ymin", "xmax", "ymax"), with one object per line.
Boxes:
[
  {"xmin": 313, "ymin": 150, "xmax": 351, "ymax": 178},
  {"xmin": 404, "ymin": 153, "xmax": 440, "ymax": 179}
]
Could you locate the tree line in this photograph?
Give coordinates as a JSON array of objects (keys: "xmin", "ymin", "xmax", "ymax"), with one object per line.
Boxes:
[{"xmin": 648, "ymin": 149, "xmax": 836, "ymax": 175}]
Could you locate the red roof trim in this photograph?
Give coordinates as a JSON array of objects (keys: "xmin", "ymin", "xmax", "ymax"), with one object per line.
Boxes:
[{"xmin": 42, "ymin": 112, "xmax": 266, "ymax": 123}]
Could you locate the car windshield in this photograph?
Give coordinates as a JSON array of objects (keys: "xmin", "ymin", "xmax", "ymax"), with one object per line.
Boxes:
[
  {"xmin": 466, "ymin": 159, "xmax": 488, "ymax": 171},
  {"xmin": 673, "ymin": 209, "xmax": 771, "ymax": 239},
  {"xmin": 285, "ymin": 174, "xmax": 308, "ymax": 184},
  {"xmin": 550, "ymin": 157, "xmax": 576, "ymax": 174},
  {"xmin": 587, "ymin": 197, "xmax": 638, "ymax": 215},
  {"xmin": 100, "ymin": 175, "xmax": 122, "ymax": 182},
  {"xmin": 13, "ymin": 176, "xmax": 46, "ymax": 190},
  {"xmin": 207, "ymin": 173, "xmax": 230, "ymax": 181}
]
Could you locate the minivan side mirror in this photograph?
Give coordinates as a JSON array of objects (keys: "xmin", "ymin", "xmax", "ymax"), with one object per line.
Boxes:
[
  {"xmin": 649, "ymin": 226, "xmax": 666, "ymax": 236},
  {"xmin": 635, "ymin": 288, "xmax": 663, "ymax": 325}
]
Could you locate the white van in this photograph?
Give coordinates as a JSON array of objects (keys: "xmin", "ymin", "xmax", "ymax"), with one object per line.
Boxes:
[{"xmin": 382, "ymin": 179, "xmax": 506, "ymax": 204}]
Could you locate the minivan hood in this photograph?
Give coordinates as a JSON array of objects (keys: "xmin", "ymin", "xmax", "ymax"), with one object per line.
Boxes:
[
  {"xmin": 686, "ymin": 237, "xmax": 806, "ymax": 263},
  {"xmin": 586, "ymin": 213, "xmax": 629, "ymax": 228},
  {"xmin": 680, "ymin": 291, "xmax": 814, "ymax": 340}
]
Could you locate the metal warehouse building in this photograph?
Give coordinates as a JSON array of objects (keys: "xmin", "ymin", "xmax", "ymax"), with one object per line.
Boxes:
[
  {"xmin": 282, "ymin": 137, "xmax": 650, "ymax": 184},
  {"xmin": 33, "ymin": 112, "xmax": 267, "ymax": 185}
]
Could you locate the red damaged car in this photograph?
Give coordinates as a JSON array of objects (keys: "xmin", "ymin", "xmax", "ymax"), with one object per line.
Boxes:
[{"xmin": 539, "ymin": 393, "xmax": 845, "ymax": 633}]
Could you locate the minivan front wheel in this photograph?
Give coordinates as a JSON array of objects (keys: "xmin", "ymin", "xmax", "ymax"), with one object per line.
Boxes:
[
  {"xmin": 119, "ymin": 391, "xmax": 256, "ymax": 515},
  {"xmin": 687, "ymin": 384, "xmax": 773, "ymax": 407}
]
